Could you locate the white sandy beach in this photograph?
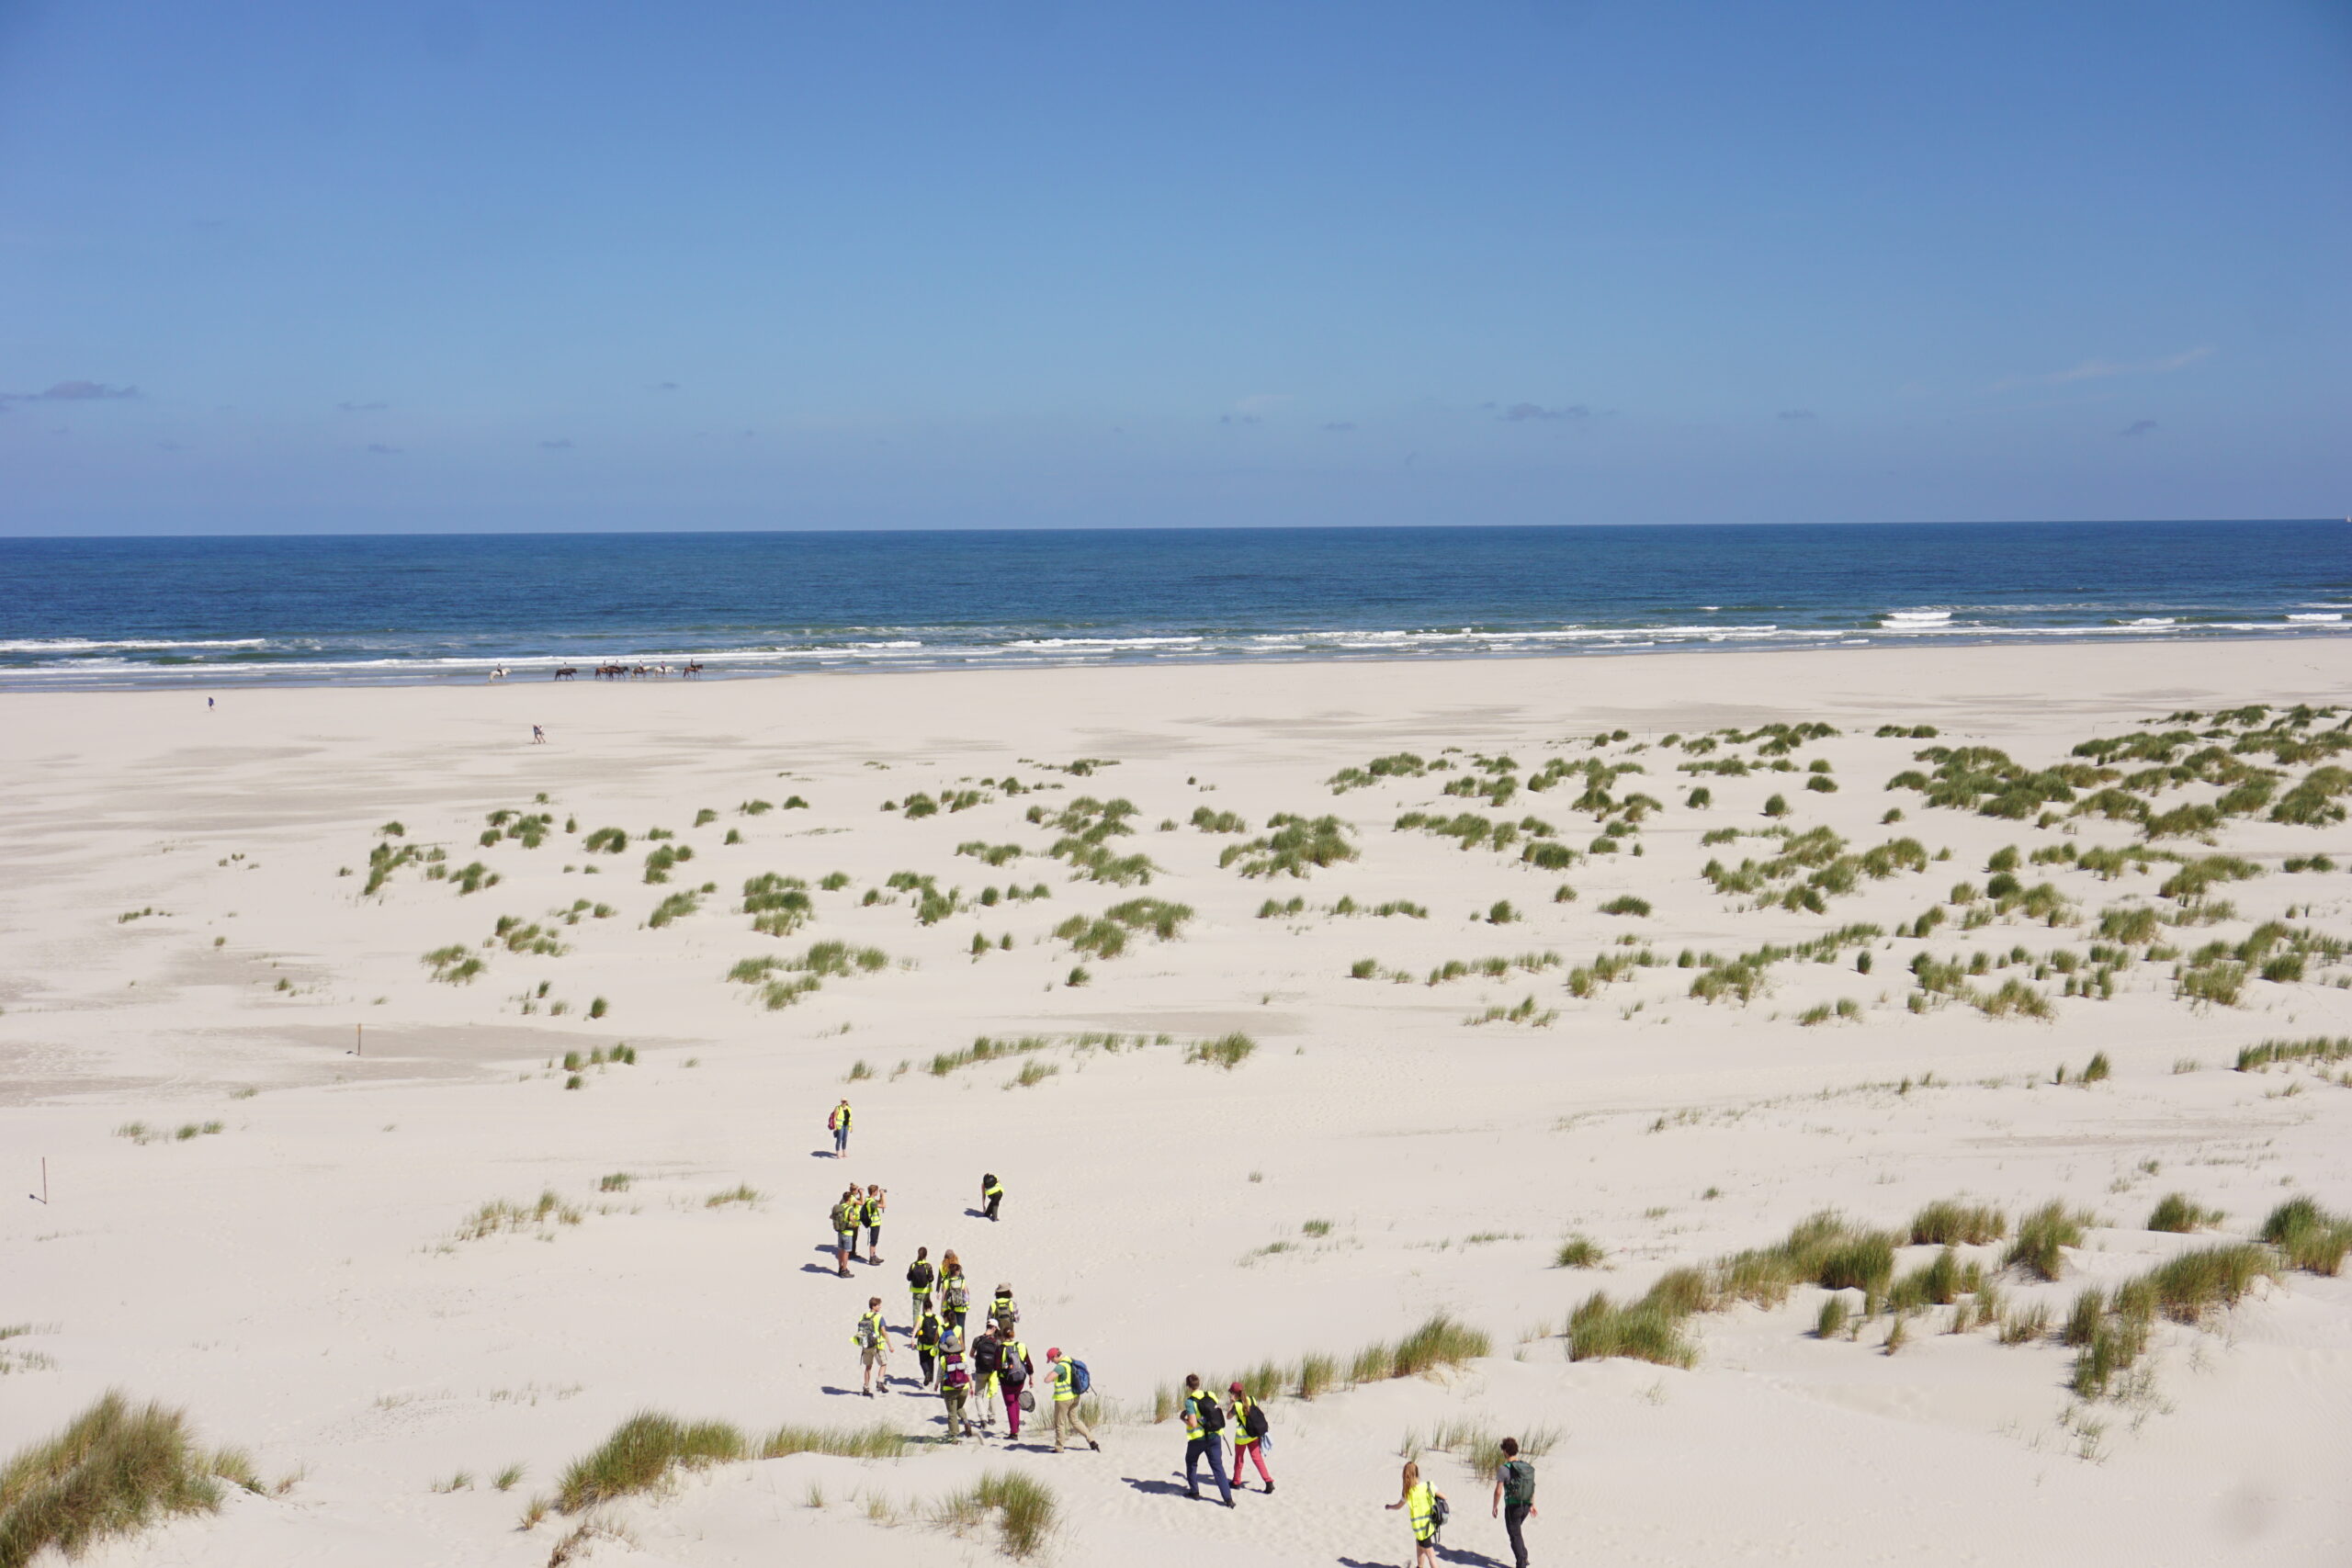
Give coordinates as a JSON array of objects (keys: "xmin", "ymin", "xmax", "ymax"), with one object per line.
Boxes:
[{"xmin": 5, "ymin": 637, "xmax": 2351, "ymax": 1567}]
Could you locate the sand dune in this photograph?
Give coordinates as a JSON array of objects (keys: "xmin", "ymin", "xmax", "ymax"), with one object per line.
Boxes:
[{"xmin": 5, "ymin": 638, "xmax": 2351, "ymax": 1566}]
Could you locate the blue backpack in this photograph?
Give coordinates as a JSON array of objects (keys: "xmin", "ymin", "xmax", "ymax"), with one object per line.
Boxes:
[{"xmin": 1069, "ymin": 1359, "xmax": 1091, "ymax": 1396}]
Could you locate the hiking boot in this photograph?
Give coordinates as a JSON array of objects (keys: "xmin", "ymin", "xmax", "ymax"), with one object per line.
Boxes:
[{"xmin": 1088, "ymin": 1439, "xmax": 1101, "ymax": 1451}]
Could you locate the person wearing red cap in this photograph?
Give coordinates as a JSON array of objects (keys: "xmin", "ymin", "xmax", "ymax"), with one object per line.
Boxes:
[
  {"xmin": 1046, "ymin": 1348, "xmax": 1100, "ymax": 1453},
  {"xmin": 1227, "ymin": 1381, "xmax": 1272, "ymax": 1492}
]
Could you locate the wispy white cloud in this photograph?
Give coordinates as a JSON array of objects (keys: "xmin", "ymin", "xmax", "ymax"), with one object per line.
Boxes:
[{"xmin": 1996, "ymin": 345, "xmax": 2211, "ymax": 391}]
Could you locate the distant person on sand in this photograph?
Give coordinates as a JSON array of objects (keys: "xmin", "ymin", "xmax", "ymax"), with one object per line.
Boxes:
[
  {"xmin": 938, "ymin": 1323, "xmax": 974, "ymax": 1440},
  {"xmin": 1387, "ymin": 1460, "xmax": 1441, "ymax": 1567},
  {"xmin": 531, "ymin": 724, "xmax": 545, "ymax": 744},
  {"xmin": 1181, "ymin": 1373, "xmax": 1234, "ymax": 1506},
  {"xmin": 1045, "ymin": 1348, "xmax": 1099, "ymax": 1452},
  {"xmin": 830, "ymin": 1188, "xmax": 861, "ymax": 1278},
  {"xmin": 855, "ymin": 1296, "xmax": 888, "ymax": 1396},
  {"xmin": 981, "ymin": 1171, "xmax": 1004, "ymax": 1221},
  {"xmin": 830, "ymin": 1098, "xmax": 853, "ymax": 1157},
  {"xmin": 989, "ymin": 1281, "xmax": 1020, "ymax": 1337},
  {"xmin": 207, "ymin": 696, "xmax": 214, "ymax": 711},
  {"xmin": 863, "ymin": 1184, "xmax": 887, "ymax": 1265},
  {"xmin": 1227, "ymin": 1381, "xmax": 1272, "ymax": 1493},
  {"xmin": 1493, "ymin": 1435, "xmax": 1538, "ymax": 1568}
]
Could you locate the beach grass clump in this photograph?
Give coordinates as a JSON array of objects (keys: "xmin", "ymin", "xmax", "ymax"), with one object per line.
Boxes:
[
  {"xmin": 2142, "ymin": 1244, "xmax": 2277, "ymax": 1323},
  {"xmin": 2259, "ymin": 1197, "xmax": 2352, "ymax": 1275},
  {"xmin": 1554, "ymin": 1235, "xmax": 1605, "ymax": 1269},
  {"xmin": 422, "ymin": 944, "xmax": 485, "ymax": 985},
  {"xmin": 0, "ymin": 1392, "xmax": 265, "ymax": 1568},
  {"xmin": 1328, "ymin": 752, "xmax": 1429, "ymax": 793},
  {"xmin": 741, "ymin": 873, "xmax": 814, "ymax": 936},
  {"xmin": 555, "ymin": 1413, "xmax": 745, "ymax": 1513},
  {"xmin": 1599, "ymin": 895, "xmax": 1651, "ymax": 917},
  {"xmin": 2005, "ymin": 1201, "xmax": 2091, "ymax": 1280},
  {"xmin": 457, "ymin": 1190, "xmax": 582, "ymax": 1240},
  {"xmin": 1908, "ymin": 1200, "xmax": 2007, "ymax": 1247},
  {"xmin": 934, "ymin": 1470, "xmax": 1057, "ymax": 1561},
  {"xmin": 1219, "ymin": 814, "xmax": 1358, "ymax": 878},
  {"xmin": 1388, "ymin": 1314, "xmax": 1490, "ymax": 1378},
  {"xmin": 1183, "ymin": 1032, "xmax": 1257, "ymax": 1071},
  {"xmin": 1566, "ymin": 1292, "xmax": 1698, "ymax": 1368},
  {"xmin": 2235, "ymin": 1035, "xmax": 2352, "ymax": 1072},
  {"xmin": 758, "ymin": 1423, "xmax": 907, "ymax": 1461},
  {"xmin": 640, "ymin": 843, "xmax": 695, "ymax": 885},
  {"xmin": 2146, "ymin": 1192, "xmax": 2223, "ymax": 1233}
]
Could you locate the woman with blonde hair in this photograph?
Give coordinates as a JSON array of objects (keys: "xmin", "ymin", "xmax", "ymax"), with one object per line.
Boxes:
[{"xmin": 1384, "ymin": 1459, "xmax": 1441, "ymax": 1566}]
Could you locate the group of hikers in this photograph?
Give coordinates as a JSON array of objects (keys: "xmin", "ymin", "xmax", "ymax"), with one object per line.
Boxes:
[
  {"xmin": 850, "ymin": 1247, "xmax": 1102, "ymax": 1452},
  {"xmin": 818, "ymin": 1099, "xmax": 1544, "ymax": 1566}
]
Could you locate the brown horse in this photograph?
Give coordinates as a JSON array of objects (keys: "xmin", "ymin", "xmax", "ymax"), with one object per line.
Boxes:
[{"xmin": 552, "ymin": 667, "xmax": 578, "ymax": 680}]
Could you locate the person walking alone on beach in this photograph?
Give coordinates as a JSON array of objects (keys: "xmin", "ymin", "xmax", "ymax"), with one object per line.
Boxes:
[
  {"xmin": 1227, "ymin": 1381, "xmax": 1272, "ymax": 1493},
  {"xmin": 997, "ymin": 1330, "xmax": 1034, "ymax": 1440},
  {"xmin": 829, "ymin": 1098, "xmax": 853, "ymax": 1157},
  {"xmin": 531, "ymin": 724, "xmax": 545, "ymax": 744},
  {"xmin": 1492, "ymin": 1435, "xmax": 1538, "ymax": 1568},
  {"xmin": 1181, "ymin": 1374, "xmax": 1234, "ymax": 1506},
  {"xmin": 862, "ymin": 1184, "xmax": 887, "ymax": 1265},
  {"xmin": 1044, "ymin": 1348, "xmax": 1099, "ymax": 1452},
  {"xmin": 830, "ymin": 1188, "xmax": 860, "ymax": 1278},
  {"xmin": 855, "ymin": 1297, "xmax": 888, "ymax": 1396},
  {"xmin": 981, "ymin": 1171, "xmax": 1004, "ymax": 1221},
  {"xmin": 1386, "ymin": 1461, "xmax": 1441, "ymax": 1567},
  {"xmin": 938, "ymin": 1324, "xmax": 974, "ymax": 1440}
]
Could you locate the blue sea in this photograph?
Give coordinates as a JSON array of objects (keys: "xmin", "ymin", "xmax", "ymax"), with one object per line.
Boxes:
[{"xmin": 0, "ymin": 522, "xmax": 2345, "ymax": 689}]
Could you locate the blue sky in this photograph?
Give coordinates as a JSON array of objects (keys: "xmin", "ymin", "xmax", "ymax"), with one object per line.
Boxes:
[{"xmin": 2, "ymin": 0, "xmax": 2346, "ymax": 534}]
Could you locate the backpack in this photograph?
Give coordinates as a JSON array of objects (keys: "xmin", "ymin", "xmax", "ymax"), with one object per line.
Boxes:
[
  {"xmin": 1240, "ymin": 1399, "xmax": 1268, "ymax": 1438},
  {"xmin": 828, "ymin": 1106, "xmax": 843, "ymax": 1130},
  {"xmin": 830, "ymin": 1202, "xmax": 854, "ymax": 1233},
  {"xmin": 855, "ymin": 1314, "xmax": 881, "ymax": 1349},
  {"xmin": 999, "ymin": 1344, "xmax": 1029, "ymax": 1384},
  {"xmin": 1500, "ymin": 1459, "xmax": 1535, "ymax": 1507},
  {"xmin": 972, "ymin": 1337, "xmax": 1003, "ymax": 1375},
  {"xmin": 1430, "ymin": 1492, "xmax": 1451, "ymax": 1531},
  {"xmin": 1193, "ymin": 1396, "xmax": 1225, "ymax": 1434},
  {"xmin": 1068, "ymin": 1359, "xmax": 1091, "ymax": 1396}
]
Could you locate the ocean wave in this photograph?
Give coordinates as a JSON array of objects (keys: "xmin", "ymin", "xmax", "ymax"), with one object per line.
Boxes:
[
  {"xmin": 2286, "ymin": 613, "xmax": 2343, "ymax": 624},
  {"xmin": 0, "ymin": 637, "xmax": 275, "ymax": 653},
  {"xmin": 1880, "ymin": 610, "xmax": 1953, "ymax": 626}
]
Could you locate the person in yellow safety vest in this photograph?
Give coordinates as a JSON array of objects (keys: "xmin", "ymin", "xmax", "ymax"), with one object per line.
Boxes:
[
  {"xmin": 1226, "ymin": 1381, "xmax": 1272, "ymax": 1492},
  {"xmin": 981, "ymin": 1171, "xmax": 1004, "ymax": 1221},
  {"xmin": 862, "ymin": 1185, "xmax": 887, "ymax": 1265},
  {"xmin": 830, "ymin": 1098, "xmax": 852, "ymax": 1158},
  {"xmin": 1043, "ymin": 1348, "xmax": 1100, "ymax": 1453},
  {"xmin": 1180, "ymin": 1373, "xmax": 1234, "ymax": 1506},
  {"xmin": 854, "ymin": 1297, "xmax": 888, "ymax": 1396},
  {"xmin": 1385, "ymin": 1460, "xmax": 1440, "ymax": 1567}
]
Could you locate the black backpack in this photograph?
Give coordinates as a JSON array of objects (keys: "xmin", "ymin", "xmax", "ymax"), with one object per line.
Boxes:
[
  {"xmin": 972, "ymin": 1337, "xmax": 1003, "ymax": 1375},
  {"xmin": 1193, "ymin": 1395, "xmax": 1225, "ymax": 1434},
  {"xmin": 1240, "ymin": 1399, "xmax": 1268, "ymax": 1438},
  {"xmin": 1000, "ymin": 1344, "xmax": 1029, "ymax": 1384}
]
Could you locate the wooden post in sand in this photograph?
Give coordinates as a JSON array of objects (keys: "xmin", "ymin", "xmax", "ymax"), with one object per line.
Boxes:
[
  {"xmin": 28, "ymin": 1156, "xmax": 46, "ymax": 1204},
  {"xmin": 356, "ymin": 1023, "xmax": 363, "ymax": 1057}
]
